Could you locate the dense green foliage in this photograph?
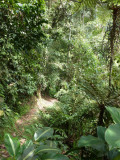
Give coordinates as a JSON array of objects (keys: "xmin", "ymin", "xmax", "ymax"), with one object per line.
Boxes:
[
  {"xmin": 0, "ymin": 0, "xmax": 46, "ymax": 113},
  {"xmin": 0, "ymin": 0, "xmax": 120, "ymax": 159},
  {"xmin": 4, "ymin": 127, "xmax": 69, "ymax": 160}
]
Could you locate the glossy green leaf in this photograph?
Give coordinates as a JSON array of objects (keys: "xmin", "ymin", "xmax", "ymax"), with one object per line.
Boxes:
[
  {"xmin": 97, "ymin": 126, "xmax": 106, "ymax": 141},
  {"xmin": 105, "ymin": 124, "xmax": 120, "ymax": 148},
  {"xmin": 34, "ymin": 127, "xmax": 54, "ymax": 141},
  {"xmin": 106, "ymin": 107, "xmax": 120, "ymax": 124},
  {"xmin": 35, "ymin": 145, "xmax": 60, "ymax": 155},
  {"xmin": 41, "ymin": 153, "xmax": 70, "ymax": 160},
  {"xmin": 78, "ymin": 135, "xmax": 105, "ymax": 152},
  {"xmin": 44, "ymin": 140, "xmax": 57, "ymax": 148},
  {"xmin": 19, "ymin": 145, "xmax": 35, "ymax": 160},
  {"xmin": 20, "ymin": 140, "xmax": 33, "ymax": 154},
  {"xmin": 4, "ymin": 134, "xmax": 20, "ymax": 157}
]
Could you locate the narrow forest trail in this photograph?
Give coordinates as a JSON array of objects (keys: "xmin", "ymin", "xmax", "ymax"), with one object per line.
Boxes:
[
  {"xmin": 16, "ymin": 95, "xmax": 58, "ymax": 127},
  {"xmin": 14, "ymin": 94, "xmax": 58, "ymax": 143}
]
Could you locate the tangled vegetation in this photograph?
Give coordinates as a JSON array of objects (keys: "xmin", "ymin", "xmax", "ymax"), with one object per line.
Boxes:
[{"xmin": 0, "ymin": 0, "xmax": 120, "ymax": 159}]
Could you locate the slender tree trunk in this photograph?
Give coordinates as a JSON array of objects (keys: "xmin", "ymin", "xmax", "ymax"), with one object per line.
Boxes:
[
  {"xmin": 98, "ymin": 104, "xmax": 105, "ymax": 126},
  {"xmin": 109, "ymin": 8, "xmax": 118, "ymax": 87}
]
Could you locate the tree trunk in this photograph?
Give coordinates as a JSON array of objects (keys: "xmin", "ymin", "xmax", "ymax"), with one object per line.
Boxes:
[{"xmin": 98, "ymin": 104, "xmax": 105, "ymax": 126}]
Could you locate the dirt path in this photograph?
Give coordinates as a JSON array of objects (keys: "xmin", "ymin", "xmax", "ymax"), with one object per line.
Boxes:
[{"xmin": 16, "ymin": 95, "xmax": 58, "ymax": 126}]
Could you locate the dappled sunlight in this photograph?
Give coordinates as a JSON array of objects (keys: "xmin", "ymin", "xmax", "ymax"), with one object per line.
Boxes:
[{"xmin": 16, "ymin": 94, "xmax": 58, "ymax": 126}]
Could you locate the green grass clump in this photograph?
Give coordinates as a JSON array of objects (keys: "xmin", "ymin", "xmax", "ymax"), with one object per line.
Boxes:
[{"xmin": 18, "ymin": 104, "xmax": 31, "ymax": 116}]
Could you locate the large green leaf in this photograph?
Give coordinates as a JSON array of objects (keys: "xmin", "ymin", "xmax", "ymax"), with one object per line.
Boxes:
[
  {"xmin": 44, "ymin": 140, "xmax": 57, "ymax": 148},
  {"xmin": 34, "ymin": 127, "xmax": 54, "ymax": 141},
  {"xmin": 97, "ymin": 126, "xmax": 106, "ymax": 141},
  {"xmin": 105, "ymin": 124, "xmax": 120, "ymax": 148},
  {"xmin": 35, "ymin": 145, "xmax": 60, "ymax": 155},
  {"xmin": 18, "ymin": 145, "xmax": 35, "ymax": 160},
  {"xmin": 78, "ymin": 135, "xmax": 106, "ymax": 152},
  {"xmin": 4, "ymin": 134, "xmax": 20, "ymax": 158},
  {"xmin": 106, "ymin": 107, "xmax": 120, "ymax": 124},
  {"xmin": 41, "ymin": 153, "xmax": 70, "ymax": 160},
  {"xmin": 20, "ymin": 140, "xmax": 33, "ymax": 154}
]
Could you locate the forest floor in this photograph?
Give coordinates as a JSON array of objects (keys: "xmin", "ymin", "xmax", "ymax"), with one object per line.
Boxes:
[
  {"xmin": 16, "ymin": 95, "xmax": 58, "ymax": 126},
  {"xmin": 0, "ymin": 94, "xmax": 58, "ymax": 159}
]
